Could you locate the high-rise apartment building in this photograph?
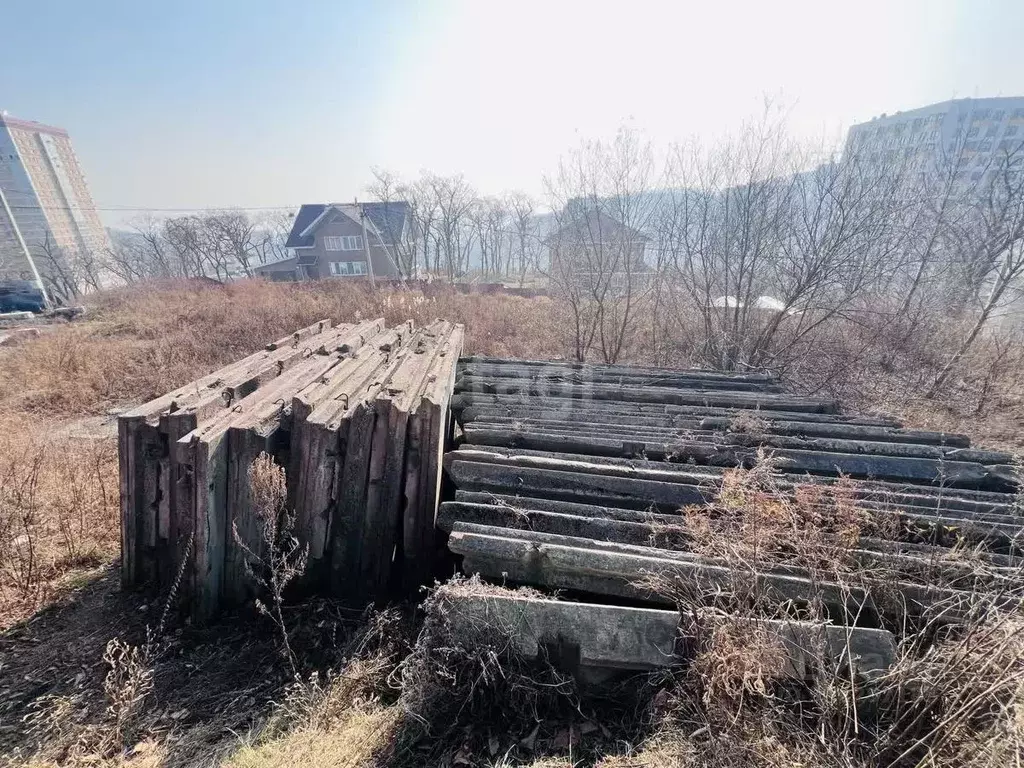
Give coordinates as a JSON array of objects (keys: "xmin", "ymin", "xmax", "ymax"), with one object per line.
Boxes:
[
  {"xmin": 0, "ymin": 113, "xmax": 110, "ymax": 284},
  {"xmin": 844, "ymin": 97, "xmax": 1024, "ymax": 187}
]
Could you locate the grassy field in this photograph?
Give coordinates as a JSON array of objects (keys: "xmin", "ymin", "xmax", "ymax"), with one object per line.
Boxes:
[{"xmin": 0, "ymin": 278, "xmax": 1021, "ymax": 767}]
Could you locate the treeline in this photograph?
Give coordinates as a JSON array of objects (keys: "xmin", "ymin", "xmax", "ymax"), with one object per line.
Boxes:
[{"xmin": 524, "ymin": 114, "xmax": 1024, "ymax": 406}]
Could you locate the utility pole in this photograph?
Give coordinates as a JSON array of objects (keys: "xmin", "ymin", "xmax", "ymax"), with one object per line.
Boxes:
[
  {"xmin": 0, "ymin": 184, "xmax": 51, "ymax": 309},
  {"xmin": 357, "ymin": 200, "xmax": 377, "ymax": 289}
]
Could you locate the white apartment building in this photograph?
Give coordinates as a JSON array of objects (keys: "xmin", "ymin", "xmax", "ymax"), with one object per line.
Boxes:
[
  {"xmin": 844, "ymin": 97, "xmax": 1024, "ymax": 188},
  {"xmin": 0, "ymin": 113, "xmax": 110, "ymax": 282}
]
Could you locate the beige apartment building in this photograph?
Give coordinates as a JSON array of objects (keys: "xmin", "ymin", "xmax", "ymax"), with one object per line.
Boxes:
[{"xmin": 0, "ymin": 113, "xmax": 110, "ymax": 287}]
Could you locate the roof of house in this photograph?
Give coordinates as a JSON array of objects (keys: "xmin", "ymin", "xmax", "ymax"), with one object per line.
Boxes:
[
  {"xmin": 284, "ymin": 202, "xmax": 411, "ymax": 249},
  {"xmin": 284, "ymin": 204, "xmax": 327, "ymax": 248},
  {"xmin": 545, "ymin": 208, "xmax": 650, "ymax": 246},
  {"xmin": 254, "ymin": 256, "xmax": 298, "ymax": 272}
]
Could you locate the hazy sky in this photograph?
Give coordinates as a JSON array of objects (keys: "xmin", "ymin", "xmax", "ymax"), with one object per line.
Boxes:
[{"xmin": 2, "ymin": 0, "xmax": 1023, "ymax": 226}]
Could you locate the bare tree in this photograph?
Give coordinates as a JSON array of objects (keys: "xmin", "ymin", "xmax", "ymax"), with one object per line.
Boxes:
[
  {"xmin": 252, "ymin": 209, "xmax": 292, "ymax": 267},
  {"xmin": 367, "ymin": 168, "xmax": 419, "ymax": 279},
  {"xmin": 28, "ymin": 233, "xmax": 105, "ymax": 302},
  {"xmin": 423, "ymin": 173, "xmax": 478, "ymax": 281},
  {"xmin": 204, "ymin": 211, "xmax": 260, "ymax": 277},
  {"xmin": 545, "ymin": 128, "xmax": 661, "ymax": 363},
  {"xmin": 927, "ymin": 142, "xmax": 1024, "ymax": 394},
  {"xmin": 508, "ymin": 192, "xmax": 542, "ymax": 287},
  {"xmin": 656, "ymin": 106, "xmax": 922, "ymax": 373},
  {"xmin": 115, "ymin": 212, "xmax": 268, "ymax": 283},
  {"xmin": 35, "ymin": 234, "xmax": 80, "ymax": 304},
  {"xmin": 473, "ymin": 196, "xmax": 512, "ymax": 279}
]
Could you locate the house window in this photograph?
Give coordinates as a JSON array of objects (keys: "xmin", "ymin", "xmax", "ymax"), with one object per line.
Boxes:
[
  {"xmin": 323, "ymin": 235, "xmax": 363, "ymax": 251},
  {"xmin": 328, "ymin": 260, "xmax": 368, "ymax": 277}
]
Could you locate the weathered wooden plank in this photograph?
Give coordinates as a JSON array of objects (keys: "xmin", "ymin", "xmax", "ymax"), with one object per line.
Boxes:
[
  {"xmin": 450, "ymin": 445, "xmax": 1019, "ymax": 514},
  {"xmin": 180, "ymin": 350, "xmax": 351, "ymax": 619},
  {"xmin": 401, "ymin": 400, "xmax": 428, "ymax": 590},
  {"xmin": 452, "ymin": 394, "xmax": 897, "ymax": 427},
  {"xmin": 359, "ymin": 322, "xmax": 459, "ymax": 597},
  {"xmin": 401, "ymin": 324, "xmax": 464, "ymax": 592},
  {"xmin": 454, "ymin": 378, "xmax": 840, "ymax": 414},
  {"xmin": 331, "ymin": 402, "xmax": 379, "ymax": 597},
  {"xmin": 359, "ymin": 396, "xmax": 402, "ymax": 597},
  {"xmin": 439, "ymin": 502, "xmax": 1022, "ymax": 591},
  {"xmin": 455, "ymin": 366, "xmax": 784, "ymax": 393},
  {"xmin": 458, "ymin": 410, "xmax": 924, "ymax": 442},
  {"xmin": 452, "ymin": 442, "xmax": 1018, "ymax": 494},
  {"xmin": 453, "ymin": 490, "xmax": 681, "ymax": 525},
  {"xmin": 446, "ymin": 592, "xmax": 897, "ymax": 677},
  {"xmin": 445, "ymin": 458, "xmax": 715, "ymax": 511},
  {"xmin": 450, "ymin": 524, "xmax": 863, "ymax": 616},
  {"xmin": 190, "ymin": 432, "xmax": 227, "ymax": 619},
  {"xmin": 265, "ymin": 318, "xmax": 332, "ymax": 350},
  {"xmin": 449, "ymin": 524, "xmax": 993, "ymax": 622},
  {"xmin": 119, "ymin": 320, "xmax": 354, "ymax": 592},
  {"xmin": 155, "ymin": 412, "xmax": 196, "ymax": 591},
  {"xmin": 173, "ymin": 321, "xmax": 372, "ymax": 427},
  {"xmin": 290, "ymin": 327, "xmax": 409, "ymax": 573},
  {"xmin": 439, "ymin": 501, "xmax": 658, "ymax": 543},
  {"xmin": 446, "ymin": 456, "xmax": 1022, "ymax": 552},
  {"xmin": 118, "ymin": 417, "xmax": 143, "ymax": 588},
  {"xmin": 121, "ymin": 319, "xmax": 334, "ymax": 422},
  {"xmin": 461, "ymin": 420, "xmax": 991, "ymax": 463},
  {"xmin": 458, "ymin": 356, "xmax": 778, "ymax": 384}
]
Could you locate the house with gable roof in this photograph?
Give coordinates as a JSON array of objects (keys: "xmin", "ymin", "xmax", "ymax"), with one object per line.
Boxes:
[{"xmin": 255, "ymin": 201, "xmax": 412, "ymax": 281}]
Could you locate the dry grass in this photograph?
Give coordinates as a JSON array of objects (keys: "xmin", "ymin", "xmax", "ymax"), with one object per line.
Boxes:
[
  {"xmin": 226, "ymin": 707, "xmax": 400, "ymax": 768},
  {"xmin": 0, "ymin": 279, "xmax": 562, "ymax": 417},
  {"xmin": 222, "ymin": 609, "xmax": 407, "ymax": 768},
  {"xmin": 0, "ymin": 413, "xmax": 118, "ymax": 629}
]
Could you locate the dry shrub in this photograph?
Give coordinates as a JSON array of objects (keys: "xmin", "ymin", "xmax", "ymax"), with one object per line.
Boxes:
[
  {"xmin": 656, "ymin": 452, "xmax": 864, "ymax": 580},
  {"xmin": 0, "ymin": 414, "xmax": 117, "ymax": 628},
  {"xmin": 17, "ymin": 637, "xmax": 156, "ymax": 767},
  {"xmin": 235, "ymin": 453, "xmax": 309, "ymax": 675},
  {"xmin": 693, "ymin": 618, "xmax": 789, "ymax": 711},
  {"xmin": 395, "ymin": 576, "xmax": 577, "ymax": 754},
  {"xmin": 629, "ymin": 460, "xmax": 1024, "ymax": 767},
  {"xmin": 804, "ymin": 310, "xmax": 1024, "ymax": 454},
  {"xmin": 870, "ymin": 609, "xmax": 1024, "ymax": 766}
]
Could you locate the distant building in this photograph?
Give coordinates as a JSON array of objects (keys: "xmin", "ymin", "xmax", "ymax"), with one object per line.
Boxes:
[
  {"xmin": 545, "ymin": 203, "xmax": 651, "ymax": 294},
  {"xmin": 0, "ymin": 114, "xmax": 110, "ymax": 283},
  {"xmin": 844, "ymin": 96, "xmax": 1024, "ymax": 188},
  {"xmin": 256, "ymin": 202, "xmax": 412, "ymax": 282}
]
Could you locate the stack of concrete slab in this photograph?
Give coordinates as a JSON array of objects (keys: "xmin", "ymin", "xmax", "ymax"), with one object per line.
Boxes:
[
  {"xmin": 119, "ymin": 319, "xmax": 463, "ymax": 619},
  {"xmin": 439, "ymin": 356, "xmax": 1023, "ymax": 676}
]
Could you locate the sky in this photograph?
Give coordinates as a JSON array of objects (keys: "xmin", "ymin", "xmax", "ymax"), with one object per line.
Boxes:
[{"xmin": 2, "ymin": 0, "xmax": 1023, "ymax": 227}]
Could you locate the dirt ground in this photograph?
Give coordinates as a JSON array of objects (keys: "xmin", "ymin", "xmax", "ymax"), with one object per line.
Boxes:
[{"xmin": 0, "ymin": 568, "xmax": 370, "ymax": 767}]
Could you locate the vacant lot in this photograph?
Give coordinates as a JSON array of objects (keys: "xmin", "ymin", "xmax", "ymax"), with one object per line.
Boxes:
[{"xmin": 0, "ymin": 278, "xmax": 1021, "ymax": 767}]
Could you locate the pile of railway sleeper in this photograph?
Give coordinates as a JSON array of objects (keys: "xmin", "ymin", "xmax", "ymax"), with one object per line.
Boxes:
[
  {"xmin": 119, "ymin": 318, "xmax": 463, "ymax": 619},
  {"xmin": 439, "ymin": 357, "xmax": 1023, "ymax": 678}
]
